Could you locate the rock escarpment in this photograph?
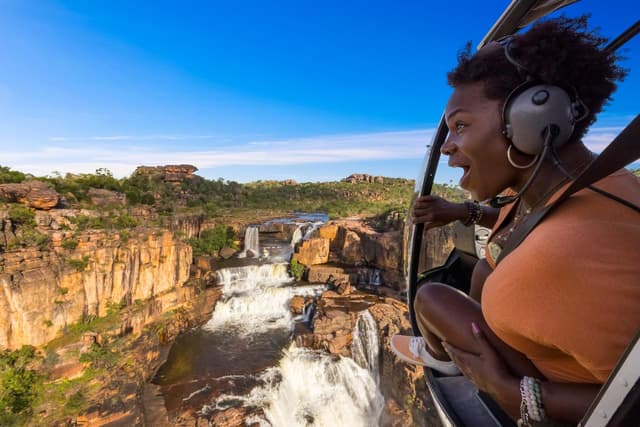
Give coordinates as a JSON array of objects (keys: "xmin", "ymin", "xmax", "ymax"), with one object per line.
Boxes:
[
  {"xmin": 0, "ymin": 224, "xmax": 192, "ymax": 349},
  {"xmin": 133, "ymin": 164, "xmax": 199, "ymax": 183},
  {"xmin": 293, "ymin": 218, "xmax": 406, "ymax": 289}
]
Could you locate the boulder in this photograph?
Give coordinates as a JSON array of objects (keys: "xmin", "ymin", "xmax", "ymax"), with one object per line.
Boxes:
[
  {"xmin": 196, "ymin": 256, "xmax": 215, "ymax": 271},
  {"xmin": 0, "ymin": 180, "xmax": 59, "ymax": 210},
  {"xmin": 292, "ymin": 237, "xmax": 329, "ymax": 266},
  {"xmin": 218, "ymin": 246, "xmax": 236, "ymax": 259},
  {"xmin": 290, "ymin": 296, "xmax": 306, "ymax": 314},
  {"xmin": 87, "ymin": 188, "xmax": 126, "ymax": 206}
]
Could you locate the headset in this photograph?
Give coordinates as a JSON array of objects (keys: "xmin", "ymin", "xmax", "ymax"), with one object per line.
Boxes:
[{"xmin": 489, "ymin": 36, "xmax": 589, "ymax": 207}]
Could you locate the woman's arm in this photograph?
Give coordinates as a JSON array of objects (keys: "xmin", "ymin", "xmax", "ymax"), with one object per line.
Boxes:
[
  {"xmin": 412, "ymin": 195, "xmax": 500, "ymax": 229},
  {"xmin": 444, "ymin": 324, "xmax": 601, "ymax": 425},
  {"xmin": 489, "ymin": 370, "xmax": 600, "ymax": 424}
]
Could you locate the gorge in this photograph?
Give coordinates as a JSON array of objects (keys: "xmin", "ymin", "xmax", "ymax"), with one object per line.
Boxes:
[{"xmin": 0, "ymin": 165, "xmax": 457, "ymax": 426}]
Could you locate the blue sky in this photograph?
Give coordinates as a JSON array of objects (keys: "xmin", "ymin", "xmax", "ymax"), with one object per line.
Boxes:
[{"xmin": 0, "ymin": 0, "xmax": 638, "ymax": 183}]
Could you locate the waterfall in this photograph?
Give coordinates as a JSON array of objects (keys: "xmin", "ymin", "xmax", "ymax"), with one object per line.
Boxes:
[
  {"xmin": 369, "ymin": 269, "xmax": 381, "ymax": 286},
  {"xmin": 205, "ymin": 344, "xmax": 384, "ymax": 427},
  {"xmin": 351, "ymin": 310, "xmax": 380, "ymax": 384},
  {"xmin": 205, "ymin": 264, "xmax": 323, "ymax": 335},
  {"xmin": 215, "ymin": 264, "xmax": 292, "ymax": 294},
  {"xmin": 302, "ymin": 221, "xmax": 324, "ymax": 240},
  {"xmin": 294, "ymin": 302, "xmax": 315, "ymax": 324},
  {"xmin": 238, "ymin": 226, "xmax": 260, "ymax": 258},
  {"xmin": 290, "ymin": 225, "xmax": 304, "ymax": 247}
]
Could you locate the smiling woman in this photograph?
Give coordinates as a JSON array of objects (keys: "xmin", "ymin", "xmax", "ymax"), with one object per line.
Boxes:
[{"xmin": 392, "ymin": 15, "xmax": 640, "ymax": 427}]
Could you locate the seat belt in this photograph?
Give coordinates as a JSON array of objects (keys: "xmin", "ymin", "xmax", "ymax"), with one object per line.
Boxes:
[{"xmin": 496, "ymin": 114, "xmax": 640, "ymax": 264}]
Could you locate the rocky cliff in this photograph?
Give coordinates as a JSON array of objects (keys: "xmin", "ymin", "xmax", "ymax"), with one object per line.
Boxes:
[
  {"xmin": 293, "ymin": 219, "xmax": 406, "ymax": 290},
  {"xmin": 294, "ymin": 217, "xmax": 455, "ymax": 291},
  {"xmin": 0, "ymin": 209, "xmax": 192, "ymax": 349}
]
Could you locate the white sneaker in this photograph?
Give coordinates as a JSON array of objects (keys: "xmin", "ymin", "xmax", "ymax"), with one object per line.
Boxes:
[{"xmin": 390, "ymin": 334, "xmax": 460, "ymax": 375}]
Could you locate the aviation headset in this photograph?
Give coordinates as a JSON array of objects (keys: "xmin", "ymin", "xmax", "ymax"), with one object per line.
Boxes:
[
  {"xmin": 499, "ymin": 35, "xmax": 589, "ymax": 156},
  {"xmin": 489, "ymin": 36, "xmax": 589, "ymax": 207}
]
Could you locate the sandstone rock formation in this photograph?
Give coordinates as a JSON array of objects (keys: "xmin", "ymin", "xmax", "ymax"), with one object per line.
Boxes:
[
  {"xmin": 0, "ymin": 180, "xmax": 60, "ymax": 210},
  {"xmin": 133, "ymin": 164, "xmax": 198, "ymax": 183},
  {"xmin": 291, "ymin": 237, "xmax": 329, "ymax": 266},
  {"xmin": 87, "ymin": 188, "xmax": 127, "ymax": 206},
  {"xmin": 0, "ymin": 228, "xmax": 192, "ymax": 349},
  {"xmin": 341, "ymin": 173, "xmax": 384, "ymax": 184}
]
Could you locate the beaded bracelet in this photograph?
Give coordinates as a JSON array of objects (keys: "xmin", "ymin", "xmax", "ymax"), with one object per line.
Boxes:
[
  {"xmin": 518, "ymin": 376, "xmax": 547, "ymax": 426},
  {"xmin": 462, "ymin": 200, "xmax": 483, "ymax": 226}
]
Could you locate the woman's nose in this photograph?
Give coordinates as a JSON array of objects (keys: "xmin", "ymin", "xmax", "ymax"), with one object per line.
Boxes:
[{"xmin": 441, "ymin": 133, "xmax": 456, "ymax": 155}]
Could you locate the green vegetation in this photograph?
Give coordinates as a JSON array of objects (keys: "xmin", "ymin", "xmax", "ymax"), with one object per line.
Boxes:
[
  {"xmin": 64, "ymin": 390, "xmax": 86, "ymax": 414},
  {"xmin": 45, "ymin": 303, "xmax": 124, "ymax": 352},
  {"xmin": 61, "ymin": 238, "xmax": 79, "ymax": 250},
  {"xmin": 631, "ymin": 168, "xmax": 639, "ymax": 177},
  {"xmin": 0, "ymin": 166, "xmax": 27, "ymax": 184},
  {"xmin": 289, "ymin": 258, "xmax": 305, "ymax": 280},
  {"xmin": 7, "ymin": 205, "xmax": 35, "ymax": 226},
  {"xmin": 68, "ymin": 255, "xmax": 91, "ymax": 272},
  {"xmin": 188, "ymin": 225, "xmax": 236, "ymax": 257},
  {"xmin": 79, "ymin": 344, "xmax": 120, "ymax": 369},
  {"xmin": 0, "ymin": 346, "xmax": 41, "ymax": 426}
]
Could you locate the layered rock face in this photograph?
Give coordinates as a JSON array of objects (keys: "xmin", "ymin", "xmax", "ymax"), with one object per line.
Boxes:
[
  {"xmin": 133, "ymin": 164, "xmax": 198, "ymax": 183},
  {"xmin": 294, "ymin": 217, "xmax": 455, "ymax": 291},
  {"xmin": 0, "ymin": 226, "xmax": 191, "ymax": 349},
  {"xmin": 293, "ymin": 219, "xmax": 406, "ymax": 289}
]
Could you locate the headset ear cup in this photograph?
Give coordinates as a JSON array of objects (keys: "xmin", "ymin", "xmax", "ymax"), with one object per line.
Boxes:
[{"xmin": 503, "ymin": 83, "xmax": 576, "ymax": 155}]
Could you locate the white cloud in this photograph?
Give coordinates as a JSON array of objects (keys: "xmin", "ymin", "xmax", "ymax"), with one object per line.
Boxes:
[
  {"xmin": 3, "ymin": 124, "xmax": 627, "ymax": 180},
  {"xmin": 5, "ymin": 129, "xmax": 435, "ymax": 178}
]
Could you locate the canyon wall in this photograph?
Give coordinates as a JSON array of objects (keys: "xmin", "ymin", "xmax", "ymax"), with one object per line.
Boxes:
[{"xmin": 0, "ymin": 209, "xmax": 192, "ymax": 349}]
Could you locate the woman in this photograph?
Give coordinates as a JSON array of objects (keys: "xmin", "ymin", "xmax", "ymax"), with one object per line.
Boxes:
[{"xmin": 391, "ymin": 16, "xmax": 640, "ymax": 425}]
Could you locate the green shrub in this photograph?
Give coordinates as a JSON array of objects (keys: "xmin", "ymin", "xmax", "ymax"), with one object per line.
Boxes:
[
  {"xmin": 64, "ymin": 390, "xmax": 86, "ymax": 414},
  {"xmin": 68, "ymin": 256, "xmax": 90, "ymax": 272},
  {"xmin": 79, "ymin": 344, "xmax": 119, "ymax": 368},
  {"xmin": 0, "ymin": 166, "xmax": 26, "ymax": 184},
  {"xmin": 7, "ymin": 205, "xmax": 35, "ymax": 226},
  {"xmin": 16, "ymin": 228, "xmax": 51, "ymax": 249},
  {"xmin": 61, "ymin": 239, "xmax": 79, "ymax": 250},
  {"xmin": 70, "ymin": 215, "xmax": 105, "ymax": 230},
  {"xmin": 188, "ymin": 225, "xmax": 236, "ymax": 257},
  {"xmin": 0, "ymin": 346, "xmax": 41, "ymax": 425},
  {"xmin": 115, "ymin": 214, "xmax": 138, "ymax": 228},
  {"xmin": 289, "ymin": 259, "xmax": 305, "ymax": 281}
]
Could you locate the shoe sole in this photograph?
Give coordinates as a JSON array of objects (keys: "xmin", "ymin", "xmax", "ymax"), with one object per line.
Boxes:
[{"xmin": 390, "ymin": 334, "xmax": 461, "ymax": 375}]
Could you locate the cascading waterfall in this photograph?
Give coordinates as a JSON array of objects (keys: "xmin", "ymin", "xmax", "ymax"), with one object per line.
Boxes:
[
  {"xmin": 206, "ymin": 264, "xmax": 322, "ymax": 334},
  {"xmin": 239, "ymin": 226, "xmax": 260, "ymax": 258},
  {"xmin": 369, "ymin": 269, "xmax": 381, "ymax": 286},
  {"xmin": 351, "ymin": 309, "xmax": 380, "ymax": 385},
  {"xmin": 290, "ymin": 225, "xmax": 304, "ymax": 247},
  {"xmin": 302, "ymin": 221, "xmax": 324, "ymax": 240},
  {"xmin": 206, "ymin": 309, "xmax": 384, "ymax": 427},
  {"xmin": 159, "ymin": 214, "xmax": 387, "ymax": 426}
]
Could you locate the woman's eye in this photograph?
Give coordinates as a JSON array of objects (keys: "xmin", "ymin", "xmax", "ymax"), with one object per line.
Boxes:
[{"xmin": 455, "ymin": 122, "xmax": 466, "ymax": 134}]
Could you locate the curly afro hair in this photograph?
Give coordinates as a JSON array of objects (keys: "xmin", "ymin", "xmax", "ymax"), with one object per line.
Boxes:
[{"xmin": 447, "ymin": 15, "xmax": 628, "ymax": 143}]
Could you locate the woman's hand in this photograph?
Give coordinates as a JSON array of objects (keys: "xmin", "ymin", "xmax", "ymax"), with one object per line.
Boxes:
[
  {"xmin": 411, "ymin": 195, "xmax": 466, "ymax": 229},
  {"xmin": 442, "ymin": 323, "xmax": 517, "ymax": 399}
]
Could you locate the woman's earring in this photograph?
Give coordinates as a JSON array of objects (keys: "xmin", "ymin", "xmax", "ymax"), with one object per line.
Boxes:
[{"xmin": 507, "ymin": 144, "xmax": 538, "ymax": 169}]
